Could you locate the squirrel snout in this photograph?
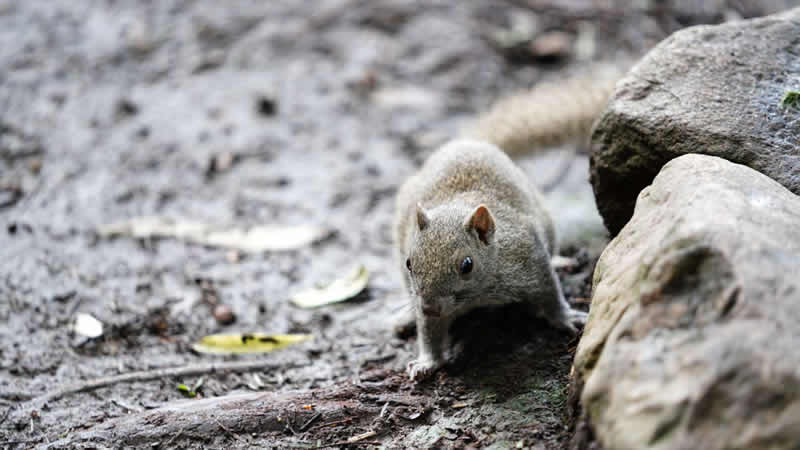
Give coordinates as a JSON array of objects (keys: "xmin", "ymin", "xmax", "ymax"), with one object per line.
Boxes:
[
  {"xmin": 420, "ymin": 303, "xmax": 441, "ymax": 317},
  {"xmin": 418, "ymin": 296, "xmax": 442, "ymax": 317}
]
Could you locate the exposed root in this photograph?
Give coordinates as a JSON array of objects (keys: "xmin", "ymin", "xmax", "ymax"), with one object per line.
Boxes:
[{"xmin": 39, "ymin": 371, "xmax": 427, "ymax": 448}]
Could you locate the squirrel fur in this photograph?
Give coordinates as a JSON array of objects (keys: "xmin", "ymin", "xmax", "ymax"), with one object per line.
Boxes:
[
  {"xmin": 394, "ymin": 67, "xmax": 621, "ymax": 380},
  {"xmin": 467, "ymin": 64, "xmax": 621, "ymax": 155}
]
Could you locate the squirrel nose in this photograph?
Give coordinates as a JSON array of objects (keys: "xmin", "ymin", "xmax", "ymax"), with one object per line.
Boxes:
[{"xmin": 420, "ymin": 301, "xmax": 441, "ymax": 317}]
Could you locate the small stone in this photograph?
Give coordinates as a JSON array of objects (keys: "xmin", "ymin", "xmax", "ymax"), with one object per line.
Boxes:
[
  {"xmin": 207, "ymin": 107, "xmax": 223, "ymax": 120},
  {"xmin": 348, "ymin": 70, "xmax": 379, "ymax": 95},
  {"xmin": 206, "ymin": 152, "xmax": 237, "ymax": 179},
  {"xmin": 213, "ymin": 304, "xmax": 236, "ymax": 325},
  {"xmin": 225, "ymin": 250, "xmax": 240, "ymax": 263},
  {"xmin": 214, "ymin": 152, "xmax": 235, "ymax": 172},
  {"xmin": 28, "ymin": 158, "xmax": 42, "ymax": 174},
  {"xmin": 255, "ymin": 96, "xmax": 276, "ymax": 117},
  {"xmin": 529, "ymin": 31, "xmax": 572, "ymax": 61},
  {"xmin": 135, "ymin": 126, "xmax": 150, "ymax": 140},
  {"xmin": 116, "ymin": 99, "xmax": 139, "ymax": 118}
]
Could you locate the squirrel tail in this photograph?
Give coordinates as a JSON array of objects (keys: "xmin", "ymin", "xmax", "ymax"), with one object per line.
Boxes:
[{"xmin": 463, "ymin": 64, "xmax": 624, "ymax": 157}]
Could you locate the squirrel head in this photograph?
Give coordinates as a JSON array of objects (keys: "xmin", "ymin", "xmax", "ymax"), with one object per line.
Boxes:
[{"xmin": 404, "ymin": 202, "xmax": 498, "ymax": 318}]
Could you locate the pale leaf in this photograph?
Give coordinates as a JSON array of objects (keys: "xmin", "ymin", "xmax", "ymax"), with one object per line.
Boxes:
[{"xmin": 290, "ymin": 265, "xmax": 369, "ymax": 309}]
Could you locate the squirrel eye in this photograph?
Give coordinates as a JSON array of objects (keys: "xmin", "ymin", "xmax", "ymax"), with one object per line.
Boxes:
[
  {"xmin": 459, "ymin": 256, "xmax": 473, "ymax": 275},
  {"xmin": 405, "ymin": 258, "xmax": 412, "ymax": 272}
]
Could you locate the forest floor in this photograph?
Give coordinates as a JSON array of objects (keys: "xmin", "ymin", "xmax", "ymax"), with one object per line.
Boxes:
[{"xmin": 1, "ymin": 0, "xmax": 796, "ymax": 448}]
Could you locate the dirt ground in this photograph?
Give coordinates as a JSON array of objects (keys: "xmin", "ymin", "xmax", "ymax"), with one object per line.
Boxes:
[{"xmin": 1, "ymin": 1, "xmax": 797, "ymax": 448}]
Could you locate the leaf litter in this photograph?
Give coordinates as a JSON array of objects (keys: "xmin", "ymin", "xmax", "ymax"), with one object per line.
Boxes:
[
  {"xmin": 290, "ymin": 265, "xmax": 369, "ymax": 309},
  {"xmin": 191, "ymin": 333, "xmax": 312, "ymax": 355},
  {"xmin": 98, "ymin": 217, "xmax": 327, "ymax": 252}
]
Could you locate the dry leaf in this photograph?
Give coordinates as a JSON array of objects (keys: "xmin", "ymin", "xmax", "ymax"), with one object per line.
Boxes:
[
  {"xmin": 290, "ymin": 265, "xmax": 368, "ymax": 308},
  {"xmin": 177, "ymin": 384, "xmax": 196, "ymax": 398},
  {"xmin": 98, "ymin": 217, "xmax": 326, "ymax": 252},
  {"xmin": 191, "ymin": 333, "xmax": 312, "ymax": 355}
]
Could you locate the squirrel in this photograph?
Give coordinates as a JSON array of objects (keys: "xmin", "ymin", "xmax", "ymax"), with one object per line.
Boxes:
[{"xmin": 393, "ymin": 66, "xmax": 621, "ymax": 380}]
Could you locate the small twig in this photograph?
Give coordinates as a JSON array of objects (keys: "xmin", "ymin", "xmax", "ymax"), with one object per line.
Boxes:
[
  {"xmin": 378, "ymin": 402, "xmax": 389, "ymax": 419},
  {"xmin": 311, "ymin": 417, "xmax": 353, "ymax": 431},
  {"xmin": 324, "ymin": 440, "xmax": 382, "ymax": 448},
  {"xmin": 214, "ymin": 417, "xmax": 247, "ymax": 444},
  {"xmin": 284, "ymin": 410, "xmax": 298, "ymax": 436},
  {"xmin": 0, "ymin": 390, "xmax": 36, "ymax": 401},
  {"xmin": 111, "ymin": 398, "xmax": 142, "ymax": 413},
  {"xmin": 163, "ymin": 429, "xmax": 184, "ymax": 447},
  {"xmin": 19, "ymin": 359, "xmax": 307, "ymax": 409},
  {"xmin": 0, "ymin": 439, "xmax": 41, "ymax": 447},
  {"xmin": 0, "ymin": 406, "xmax": 11, "ymax": 426},
  {"xmin": 298, "ymin": 411, "xmax": 322, "ymax": 432},
  {"xmin": 347, "ymin": 430, "xmax": 377, "ymax": 443}
]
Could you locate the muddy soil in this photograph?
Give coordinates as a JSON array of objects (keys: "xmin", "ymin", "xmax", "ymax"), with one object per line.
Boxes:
[{"xmin": 1, "ymin": 1, "xmax": 796, "ymax": 448}]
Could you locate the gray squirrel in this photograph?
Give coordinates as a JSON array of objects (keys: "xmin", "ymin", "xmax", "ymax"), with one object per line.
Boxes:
[{"xmin": 393, "ymin": 67, "xmax": 621, "ymax": 380}]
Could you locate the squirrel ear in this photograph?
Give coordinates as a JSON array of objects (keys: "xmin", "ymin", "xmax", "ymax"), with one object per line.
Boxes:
[
  {"xmin": 416, "ymin": 203, "xmax": 429, "ymax": 231},
  {"xmin": 465, "ymin": 205, "xmax": 495, "ymax": 245}
]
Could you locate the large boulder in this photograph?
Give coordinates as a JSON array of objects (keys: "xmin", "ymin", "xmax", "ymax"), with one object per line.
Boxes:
[
  {"xmin": 590, "ymin": 8, "xmax": 800, "ymax": 235},
  {"xmin": 574, "ymin": 154, "xmax": 800, "ymax": 450}
]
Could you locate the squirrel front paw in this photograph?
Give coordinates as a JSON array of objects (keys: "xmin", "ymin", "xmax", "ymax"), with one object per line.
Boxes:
[
  {"xmin": 406, "ymin": 357, "xmax": 442, "ymax": 381},
  {"xmin": 568, "ymin": 308, "xmax": 588, "ymax": 327},
  {"xmin": 549, "ymin": 307, "xmax": 588, "ymax": 335}
]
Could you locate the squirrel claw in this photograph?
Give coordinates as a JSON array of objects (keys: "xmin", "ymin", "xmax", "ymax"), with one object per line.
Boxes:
[
  {"xmin": 551, "ymin": 307, "xmax": 588, "ymax": 335},
  {"xmin": 407, "ymin": 358, "xmax": 441, "ymax": 381},
  {"xmin": 568, "ymin": 308, "xmax": 588, "ymax": 327}
]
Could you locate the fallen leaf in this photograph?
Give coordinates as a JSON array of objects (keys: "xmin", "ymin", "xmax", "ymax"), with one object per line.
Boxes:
[
  {"xmin": 192, "ymin": 377, "xmax": 205, "ymax": 393},
  {"xmin": 781, "ymin": 90, "xmax": 800, "ymax": 109},
  {"xmin": 98, "ymin": 217, "xmax": 326, "ymax": 252},
  {"xmin": 372, "ymin": 86, "xmax": 441, "ymax": 111},
  {"xmin": 529, "ymin": 31, "xmax": 573, "ymax": 61},
  {"xmin": 177, "ymin": 384, "xmax": 196, "ymax": 398},
  {"xmin": 406, "ymin": 411, "xmax": 423, "ymax": 420},
  {"xmin": 347, "ymin": 430, "xmax": 377, "ymax": 443},
  {"xmin": 246, "ymin": 373, "xmax": 265, "ymax": 391},
  {"xmin": 290, "ymin": 265, "xmax": 369, "ymax": 309},
  {"xmin": 550, "ymin": 255, "xmax": 577, "ymax": 269},
  {"xmin": 191, "ymin": 333, "xmax": 312, "ymax": 355},
  {"xmin": 72, "ymin": 313, "xmax": 104, "ymax": 338}
]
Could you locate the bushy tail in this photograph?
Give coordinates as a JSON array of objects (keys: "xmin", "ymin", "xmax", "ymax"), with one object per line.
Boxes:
[{"xmin": 464, "ymin": 64, "xmax": 624, "ymax": 157}]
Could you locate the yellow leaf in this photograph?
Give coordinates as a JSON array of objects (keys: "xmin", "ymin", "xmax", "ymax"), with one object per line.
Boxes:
[
  {"xmin": 191, "ymin": 333, "xmax": 312, "ymax": 355},
  {"xmin": 177, "ymin": 384, "xmax": 196, "ymax": 397},
  {"xmin": 290, "ymin": 265, "xmax": 369, "ymax": 309}
]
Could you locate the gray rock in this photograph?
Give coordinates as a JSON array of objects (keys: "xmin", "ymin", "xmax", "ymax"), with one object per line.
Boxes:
[
  {"xmin": 590, "ymin": 8, "xmax": 800, "ymax": 235},
  {"xmin": 574, "ymin": 154, "xmax": 800, "ymax": 450}
]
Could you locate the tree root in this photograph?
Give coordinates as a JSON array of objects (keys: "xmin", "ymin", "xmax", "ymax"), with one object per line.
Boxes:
[
  {"xmin": 12, "ymin": 359, "xmax": 309, "ymax": 417},
  {"xmin": 40, "ymin": 369, "xmax": 427, "ymax": 448}
]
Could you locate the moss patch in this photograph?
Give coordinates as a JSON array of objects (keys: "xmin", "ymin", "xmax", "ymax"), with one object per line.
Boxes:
[{"xmin": 780, "ymin": 90, "xmax": 800, "ymax": 109}]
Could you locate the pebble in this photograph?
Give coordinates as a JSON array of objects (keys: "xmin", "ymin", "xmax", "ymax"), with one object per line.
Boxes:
[{"xmin": 213, "ymin": 304, "xmax": 236, "ymax": 325}]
